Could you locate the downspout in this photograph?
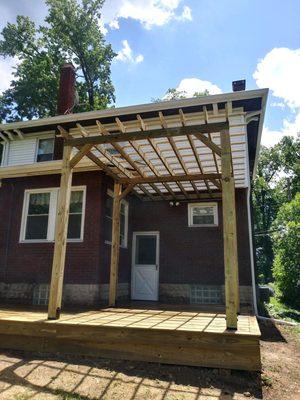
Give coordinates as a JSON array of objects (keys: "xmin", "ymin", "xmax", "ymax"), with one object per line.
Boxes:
[{"xmin": 246, "ymin": 186, "xmax": 258, "ymax": 315}]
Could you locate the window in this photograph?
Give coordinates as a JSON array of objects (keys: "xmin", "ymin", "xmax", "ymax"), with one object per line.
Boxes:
[
  {"xmin": 188, "ymin": 202, "xmax": 218, "ymax": 227},
  {"xmin": 36, "ymin": 138, "xmax": 54, "ymax": 162},
  {"xmin": 104, "ymin": 191, "xmax": 128, "ymax": 248},
  {"xmin": 20, "ymin": 186, "xmax": 86, "ymax": 242},
  {"xmin": 25, "ymin": 192, "xmax": 51, "ymax": 240},
  {"xmin": 68, "ymin": 191, "xmax": 84, "ymax": 239},
  {"xmin": 0, "ymin": 143, "xmax": 4, "ymax": 165}
]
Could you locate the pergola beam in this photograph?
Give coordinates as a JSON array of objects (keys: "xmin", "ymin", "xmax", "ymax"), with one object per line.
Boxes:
[
  {"xmin": 119, "ymin": 173, "xmax": 221, "ymax": 185},
  {"xmin": 141, "ymin": 191, "xmax": 222, "ymax": 201},
  {"xmin": 65, "ymin": 122, "xmax": 229, "ymax": 147}
]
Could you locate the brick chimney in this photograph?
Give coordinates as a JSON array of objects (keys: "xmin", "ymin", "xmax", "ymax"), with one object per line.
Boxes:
[
  {"xmin": 57, "ymin": 63, "xmax": 76, "ymax": 115},
  {"xmin": 54, "ymin": 63, "xmax": 76, "ymax": 159}
]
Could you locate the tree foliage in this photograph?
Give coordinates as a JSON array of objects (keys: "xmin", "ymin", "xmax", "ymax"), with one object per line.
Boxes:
[
  {"xmin": 152, "ymin": 87, "xmax": 209, "ymax": 102},
  {"xmin": 0, "ymin": 0, "xmax": 116, "ymax": 122},
  {"xmin": 272, "ymin": 193, "xmax": 300, "ymax": 308},
  {"xmin": 252, "ymin": 135, "xmax": 300, "ymax": 283}
]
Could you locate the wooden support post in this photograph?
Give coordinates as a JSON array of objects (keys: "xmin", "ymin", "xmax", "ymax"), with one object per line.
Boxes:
[
  {"xmin": 220, "ymin": 129, "xmax": 239, "ymax": 330},
  {"xmin": 48, "ymin": 145, "xmax": 73, "ymax": 319},
  {"xmin": 108, "ymin": 182, "xmax": 122, "ymax": 307}
]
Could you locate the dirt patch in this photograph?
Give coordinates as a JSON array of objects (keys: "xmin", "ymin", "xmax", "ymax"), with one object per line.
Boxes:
[
  {"xmin": 0, "ymin": 323, "xmax": 299, "ymax": 400},
  {"xmin": 260, "ymin": 323, "xmax": 300, "ymax": 400}
]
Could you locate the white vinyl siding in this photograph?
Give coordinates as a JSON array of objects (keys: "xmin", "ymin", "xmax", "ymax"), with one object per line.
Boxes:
[
  {"xmin": 7, "ymin": 138, "xmax": 37, "ymax": 166},
  {"xmin": 1, "ymin": 133, "xmax": 55, "ymax": 167}
]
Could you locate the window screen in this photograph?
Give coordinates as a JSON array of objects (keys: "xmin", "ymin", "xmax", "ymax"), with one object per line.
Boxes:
[
  {"xmin": 0, "ymin": 143, "xmax": 3, "ymax": 165},
  {"xmin": 25, "ymin": 192, "xmax": 50, "ymax": 239},
  {"xmin": 135, "ymin": 235, "xmax": 157, "ymax": 265},
  {"xmin": 36, "ymin": 138, "xmax": 54, "ymax": 162},
  {"xmin": 67, "ymin": 190, "xmax": 84, "ymax": 239},
  {"xmin": 188, "ymin": 203, "xmax": 218, "ymax": 226}
]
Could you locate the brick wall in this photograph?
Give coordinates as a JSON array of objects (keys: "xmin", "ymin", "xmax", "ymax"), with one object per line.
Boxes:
[
  {"xmin": 0, "ymin": 172, "xmax": 253, "ymax": 306},
  {"xmin": 131, "ymin": 189, "xmax": 252, "ymax": 286},
  {"xmin": 0, "ymin": 172, "xmax": 132, "ymax": 289}
]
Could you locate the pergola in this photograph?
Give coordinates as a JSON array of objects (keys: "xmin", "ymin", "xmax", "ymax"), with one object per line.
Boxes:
[{"xmin": 47, "ymin": 105, "xmax": 241, "ymax": 330}]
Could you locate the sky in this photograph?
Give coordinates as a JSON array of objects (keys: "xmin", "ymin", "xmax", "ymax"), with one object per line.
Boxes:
[{"xmin": 0, "ymin": 0, "xmax": 299, "ymax": 147}]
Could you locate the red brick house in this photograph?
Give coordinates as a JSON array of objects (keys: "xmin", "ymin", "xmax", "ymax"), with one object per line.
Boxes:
[{"xmin": 0, "ymin": 65, "xmax": 268, "ymax": 324}]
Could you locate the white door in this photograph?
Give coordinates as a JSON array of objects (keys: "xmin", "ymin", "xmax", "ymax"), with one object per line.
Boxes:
[{"xmin": 131, "ymin": 232, "xmax": 159, "ymax": 301}]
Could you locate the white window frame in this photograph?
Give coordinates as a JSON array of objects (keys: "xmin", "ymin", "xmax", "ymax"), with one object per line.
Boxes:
[
  {"xmin": 188, "ymin": 202, "xmax": 219, "ymax": 227},
  {"xmin": 104, "ymin": 189, "xmax": 129, "ymax": 248},
  {"xmin": 35, "ymin": 136, "xmax": 55, "ymax": 163},
  {"xmin": 20, "ymin": 185, "xmax": 86, "ymax": 243}
]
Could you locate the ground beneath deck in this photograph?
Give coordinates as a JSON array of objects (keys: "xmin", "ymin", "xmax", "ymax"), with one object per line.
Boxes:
[{"xmin": 0, "ymin": 323, "xmax": 298, "ymax": 400}]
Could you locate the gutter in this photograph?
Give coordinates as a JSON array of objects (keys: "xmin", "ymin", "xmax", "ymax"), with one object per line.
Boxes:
[{"xmin": 247, "ymin": 186, "xmax": 258, "ymax": 315}]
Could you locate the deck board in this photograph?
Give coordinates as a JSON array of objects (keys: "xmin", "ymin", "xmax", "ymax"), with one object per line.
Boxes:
[{"xmin": 0, "ymin": 306, "xmax": 261, "ymax": 371}]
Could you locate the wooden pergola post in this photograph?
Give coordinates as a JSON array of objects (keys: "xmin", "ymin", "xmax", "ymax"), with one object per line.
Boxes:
[
  {"xmin": 108, "ymin": 182, "xmax": 122, "ymax": 307},
  {"xmin": 220, "ymin": 129, "xmax": 239, "ymax": 330},
  {"xmin": 48, "ymin": 145, "xmax": 73, "ymax": 319}
]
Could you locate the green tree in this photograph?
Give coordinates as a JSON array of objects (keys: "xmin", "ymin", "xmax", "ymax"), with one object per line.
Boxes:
[
  {"xmin": 272, "ymin": 193, "xmax": 300, "ymax": 308},
  {"xmin": 252, "ymin": 135, "xmax": 300, "ymax": 283},
  {"xmin": 0, "ymin": 0, "xmax": 116, "ymax": 122},
  {"xmin": 152, "ymin": 87, "xmax": 209, "ymax": 102}
]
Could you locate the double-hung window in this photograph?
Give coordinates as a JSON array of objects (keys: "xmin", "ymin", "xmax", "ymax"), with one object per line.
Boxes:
[
  {"xmin": 36, "ymin": 138, "xmax": 54, "ymax": 162},
  {"xmin": 104, "ymin": 190, "xmax": 128, "ymax": 248},
  {"xmin": 20, "ymin": 186, "xmax": 86, "ymax": 242},
  {"xmin": 188, "ymin": 202, "xmax": 218, "ymax": 227}
]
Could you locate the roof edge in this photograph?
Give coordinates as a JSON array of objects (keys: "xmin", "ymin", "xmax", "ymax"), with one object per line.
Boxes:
[{"xmin": 0, "ymin": 88, "xmax": 269, "ymax": 132}]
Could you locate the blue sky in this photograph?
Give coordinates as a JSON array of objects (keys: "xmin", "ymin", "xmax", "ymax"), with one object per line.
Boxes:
[{"xmin": 0, "ymin": 0, "xmax": 299, "ymax": 146}]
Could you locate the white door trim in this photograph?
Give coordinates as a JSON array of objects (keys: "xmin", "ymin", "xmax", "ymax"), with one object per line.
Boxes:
[{"xmin": 131, "ymin": 231, "xmax": 160, "ymax": 301}]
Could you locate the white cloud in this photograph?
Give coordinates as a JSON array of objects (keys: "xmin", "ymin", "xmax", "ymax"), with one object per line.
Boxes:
[
  {"xmin": 253, "ymin": 47, "xmax": 300, "ymax": 147},
  {"xmin": 271, "ymin": 101, "xmax": 286, "ymax": 109},
  {"xmin": 116, "ymin": 40, "xmax": 144, "ymax": 64},
  {"xmin": 253, "ymin": 48, "xmax": 300, "ymax": 109},
  {"xmin": 101, "ymin": 0, "xmax": 192, "ymax": 30},
  {"xmin": 163, "ymin": 78, "xmax": 222, "ymax": 99},
  {"xmin": 261, "ymin": 113, "xmax": 300, "ymax": 147},
  {"xmin": 109, "ymin": 19, "xmax": 120, "ymax": 30},
  {"xmin": 97, "ymin": 19, "xmax": 108, "ymax": 35},
  {"xmin": 0, "ymin": 57, "xmax": 18, "ymax": 93},
  {"xmin": 176, "ymin": 5, "xmax": 192, "ymax": 21}
]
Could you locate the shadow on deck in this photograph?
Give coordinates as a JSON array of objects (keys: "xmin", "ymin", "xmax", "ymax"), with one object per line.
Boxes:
[{"xmin": 0, "ymin": 304, "xmax": 261, "ymax": 373}]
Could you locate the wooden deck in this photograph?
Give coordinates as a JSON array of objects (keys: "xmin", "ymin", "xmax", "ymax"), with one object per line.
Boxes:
[{"xmin": 0, "ymin": 306, "xmax": 261, "ymax": 371}]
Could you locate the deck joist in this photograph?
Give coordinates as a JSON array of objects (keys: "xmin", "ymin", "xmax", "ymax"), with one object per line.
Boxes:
[{"xmin": 0, "ymin": 307, "xmax": 261, "ymax": 371}]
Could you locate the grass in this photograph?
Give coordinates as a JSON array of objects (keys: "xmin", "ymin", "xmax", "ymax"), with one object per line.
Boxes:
[{"xmin": 265, "ymin": 296, "xmax": 300, "ymax": 323}]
